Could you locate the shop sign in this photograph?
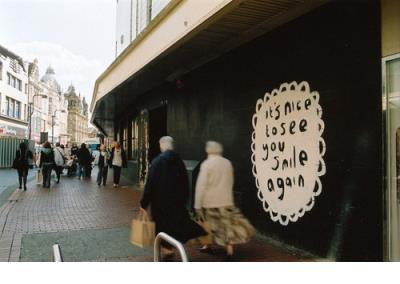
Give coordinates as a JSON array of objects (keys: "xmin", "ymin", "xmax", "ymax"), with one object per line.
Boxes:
[
  {"xmin": 251, "ymin": 81, "xmax": 326, "ymax": 225},
  {"xmin": 0, "ymin": 124, "xmax": 27, "ymax": 138}
]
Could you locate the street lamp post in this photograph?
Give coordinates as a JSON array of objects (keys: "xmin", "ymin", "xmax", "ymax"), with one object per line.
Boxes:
[
  {"xmin": 28, "ymin": 93, "xmax": 47, "ymax": 140},
  {"xmin": 52, "ymin": 109, "xmax": 66, "ymax": 145}
]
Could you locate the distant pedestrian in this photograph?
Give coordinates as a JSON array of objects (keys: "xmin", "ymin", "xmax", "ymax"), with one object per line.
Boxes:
[
  {"xmin": 39, "ymin": 141, "xmax": 56, "ymax": 188},
  {"xmin": 140, "ymin": 136, "xmax": 206, "ymax": 258},
  {"xmin": 194, "ymin": 141, "xmax": 255, "ymax": 261},
  {"xmin": 71, "ymin": 143, "xmax": 78, "ymax": 156},
  {"xmin": 54, "ymin": 142, "xmax": 65, "ymax": 183},
  {"xmin": 94, "ymin": 144, "xmax": 110, "ymax": 186},
  {"xmin": 76, "ymin": 143, "xmax": 92, "ymax": 179},
  {"xmin": 13, "ymin": 142, "xmax": 33, "ymax": 191},
  {"xmin": 109, "ymin": 142, "xmax": 127, "ymax": 188}
]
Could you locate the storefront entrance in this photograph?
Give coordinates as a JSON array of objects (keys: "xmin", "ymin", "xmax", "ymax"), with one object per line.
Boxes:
[
  {"xmin": 148, "ymin": 106, "xmax": 167, "ymax": 163},
  {"xmin": 136, "ymin": 106, "xmax": 167, "ymax": 186},
  {"xmin": 384, "ymin": 54, "xmax": 400, "ymax": 261}
]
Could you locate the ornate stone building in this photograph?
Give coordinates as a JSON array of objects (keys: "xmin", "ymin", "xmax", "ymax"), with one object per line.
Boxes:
[
  {"xmin": 65, "ymin": 84, "xmax": 88, "ymax": 145},
  {"xmin": 40, "ymin": 66, "xmax": 69, "ymax": 144},
  {"xmin": 26, "ymin": 62, "xmax": 69, "ymax": 145}
]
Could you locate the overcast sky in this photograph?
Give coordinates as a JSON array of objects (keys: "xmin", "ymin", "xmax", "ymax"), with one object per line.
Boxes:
[{"xmin": 0, "ymin": 0, "xmax": 116, "ymax": 107}]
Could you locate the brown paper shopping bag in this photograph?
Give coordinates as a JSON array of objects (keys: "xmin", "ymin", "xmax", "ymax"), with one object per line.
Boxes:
[{"xmin": 130, "ymin": 211, "xmax": 155, "ymax": 248}]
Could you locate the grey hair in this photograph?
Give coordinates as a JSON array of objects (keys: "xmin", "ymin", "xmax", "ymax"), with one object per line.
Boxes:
[
  {"xmin": 206, "ymin": 141, "xmax": 223, "ymax": 154},
  {"xmin": 159, "ymin": 136, "xmax": 174, "ymax": 152}
]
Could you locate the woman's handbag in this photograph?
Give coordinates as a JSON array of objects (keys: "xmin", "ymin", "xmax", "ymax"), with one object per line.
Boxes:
[
  {"xmin": 12, "ymin": 158, "xmax": 18, "ymax": 169},
  {"xmin": 130, "ymin": 211, "xmax": 155, "ymax": 248}
]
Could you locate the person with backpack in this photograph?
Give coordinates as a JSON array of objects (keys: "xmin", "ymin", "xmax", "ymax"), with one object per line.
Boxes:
[
  {"xmin": 39, "ymin": 141, "xmax": 56, "ymax": 188},
  {"xmin": 54, "ymin": 142, "xmax": 65, "ymax": 184},
  {"xmin": 13, "ymin": 142, "xmax": 34, "ymax": 191}
]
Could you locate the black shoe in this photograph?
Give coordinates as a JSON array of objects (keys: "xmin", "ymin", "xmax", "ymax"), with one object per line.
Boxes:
[
  {"xmin": 24, "ymin": 187, "xmax": 27, "ymax": 191},
  {"xmin": 56, "ymin": 180, "xmax": 60, "ymax": 184}
]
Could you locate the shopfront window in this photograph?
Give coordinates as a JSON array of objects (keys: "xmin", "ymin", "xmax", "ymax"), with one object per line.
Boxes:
[
  {"xmin": 384, "ymin": 54, "xmax": 400, "ymax": 261},
  {"xmin": 131, "ymin": 118, "xmax": 139, "ymax": 160},
  {"xmin": 123, "ymin": 125, "xmax": 128, "ymax": 152}
]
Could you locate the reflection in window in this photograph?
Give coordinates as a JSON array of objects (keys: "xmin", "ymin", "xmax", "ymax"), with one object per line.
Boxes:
[
  {"xmin": 151, "ymin": 0, "xmax": 171, "ymax": 20},
  {"xmin": 136, "ymin": 0, "xmax": 149, "ymax": 34}
]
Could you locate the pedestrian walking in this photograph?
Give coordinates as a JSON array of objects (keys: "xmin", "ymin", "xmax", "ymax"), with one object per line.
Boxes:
[
  {"xmin": 53, "ymin": 142, "xmax": 65, "ymax": 183},
  {"xmin": 194, "ymin": 141, "xmax": 255, "ymax": 261},
  {"xmin": 140, "ymin": 136, "xmax": 206, "ymax": 258},
  {"xmin": 71, "ymin": 143, "xmax": 78, "ymax": 156},
  {"xmin": 39, "ymin": 141, "xmax": 56, "ymax": 188},
  {"xmin": 94, "ymin": 144, "xmax": 110, "ymax": 186},
  {"xmin": 109, "ymin": 142, "xmax": 127, "ymax": 188},
  {"xmin": 76, "ymin": 143, "xmax": 92, "ymax": 179},
  {"xmin": 12, "ymin": 142, "xmax": 34, "ymax": 191}
]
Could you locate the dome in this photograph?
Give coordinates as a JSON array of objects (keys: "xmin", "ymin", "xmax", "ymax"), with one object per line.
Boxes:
[
  {"xmin": 65, "ymin": 84, "xmax": 77, "ymax": 97},
  {"xmin": 41, "ymin": 65, "xmax": 61, "ymax": 93}
]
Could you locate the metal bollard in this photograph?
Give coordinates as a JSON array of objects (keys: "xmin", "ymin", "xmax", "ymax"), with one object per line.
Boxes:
[
  {"xmin": 154, "ymin": 232, "xmax": 189, "ymax": 262},
  {"xmin": 52, "ymin": 243, "xmax": 63, "ymax": 262}
]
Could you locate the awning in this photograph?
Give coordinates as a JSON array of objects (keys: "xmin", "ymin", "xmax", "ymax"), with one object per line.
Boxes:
[{"xmin": 91, "ymin": 0, "xmax": 326, "ymax": 136}]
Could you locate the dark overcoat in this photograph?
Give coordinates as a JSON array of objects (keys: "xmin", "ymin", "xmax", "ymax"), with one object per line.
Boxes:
[{"xmin": 140, "ymin": 150, "xmax": 206, "ymax": 243}]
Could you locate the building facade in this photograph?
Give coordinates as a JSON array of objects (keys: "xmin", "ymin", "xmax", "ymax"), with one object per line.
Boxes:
[
  {"xmin": 40, "ymin": 66, "xmax": 69, "ymax": 145},
  {"xmin": 115, "ymin": 0, "xmax": 172, "ymax": 57},
  {"xmin": 0, "ymin": 45, "xmax": 29, "ymax": 139},
  {"xmin": 91, "ymin": 0, "xmax": 400, "ymax": 261},
  {"xmin": 27, "ymin": 59, "xmax": 46, "ymax": 143},
  {"xmin": 26, "ymin": 62, "xmax": 69, "ymax": 145},
  {"xmin": 65, "ymin": 85, "xmax": 88, "ymax": 145}
]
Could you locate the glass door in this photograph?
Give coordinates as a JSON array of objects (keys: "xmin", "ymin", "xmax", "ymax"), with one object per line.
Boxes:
[{"xmin": 384, "ymin": 54, "xmax": 400, "ymax": 261}]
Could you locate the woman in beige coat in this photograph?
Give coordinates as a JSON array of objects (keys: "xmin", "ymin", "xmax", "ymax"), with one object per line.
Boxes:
[{"xmin": 194, "ymin": 141, "xmax": 255, "ymax": 260}]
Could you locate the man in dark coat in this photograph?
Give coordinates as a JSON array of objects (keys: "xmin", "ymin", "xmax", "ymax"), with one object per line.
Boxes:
[
  {"xmin": 140, "ymin": 136, "xmax": 206, "ymax": 256},
  {"xmin": 76, "ymin": 143, "xmax": 92, "ymax": 178}
]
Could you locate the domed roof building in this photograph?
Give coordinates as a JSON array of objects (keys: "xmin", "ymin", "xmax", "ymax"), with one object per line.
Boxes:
[{"xmin": 41, "ymin": 66, "xmax": 61, "ymax": 93}]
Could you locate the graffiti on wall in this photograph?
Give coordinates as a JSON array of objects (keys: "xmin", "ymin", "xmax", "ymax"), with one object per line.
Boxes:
[{"xmin": 251, "ymin": 81, "xmax": 326, "ymax": 225}]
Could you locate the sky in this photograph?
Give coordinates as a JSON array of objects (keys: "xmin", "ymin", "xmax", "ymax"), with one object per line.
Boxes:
[{"xmin": 0, "ymin": 0, "xmax": 116, "ymax": 109}]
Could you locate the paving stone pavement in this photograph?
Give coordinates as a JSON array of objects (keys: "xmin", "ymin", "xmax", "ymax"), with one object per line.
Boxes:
[
  {"xmin": 0, "ymin": 170, "xmax": 140, "ymax": 262},
  {"xmin": 0, "ymin": 168, "xmax": 317, "ymax": 262}
]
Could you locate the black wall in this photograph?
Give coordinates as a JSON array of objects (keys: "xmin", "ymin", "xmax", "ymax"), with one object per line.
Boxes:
[{"xmin": 124, "ymin": 1, "xmax": 383, "ymax": 260}]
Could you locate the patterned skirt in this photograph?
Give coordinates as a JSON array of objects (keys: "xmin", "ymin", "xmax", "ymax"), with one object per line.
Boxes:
[{"xmin": 202, "ymin": 206, "xmax": 255, "ymax": 247}]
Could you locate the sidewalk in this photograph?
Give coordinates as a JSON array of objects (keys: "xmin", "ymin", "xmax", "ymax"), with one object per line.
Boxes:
[
  {"xmin": 0, "ymin": 168, "xmax": 317, "ymax": 262},
  {"xmin": 0, "ymin": 168, "xmax": 36, "ymax": 206},
  {"xmin": 0, "ymin": 168, "xmax": 35, "ymax": 193}
]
